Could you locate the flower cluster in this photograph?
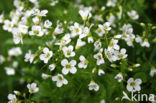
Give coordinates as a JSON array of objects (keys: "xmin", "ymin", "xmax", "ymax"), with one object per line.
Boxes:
[
  {"xmin": 0, "ymin": 0, "xmax": 156, "ymax": 102},
  {"xmin": 8, "ymin": 82, "xmax": 39, "ymax": 103}
]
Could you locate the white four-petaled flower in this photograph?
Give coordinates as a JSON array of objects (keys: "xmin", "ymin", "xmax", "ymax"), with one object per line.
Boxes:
[
  {"xmin": 52, "ymin": 74, "xmax": 68, "ymax": 87},
  {"xmin": 78, "ymin": 55, "xmax": 88, "ymax": 69},
  {"xmin": 115, "ymin": 73, "xmax": 123, "ymax": 82},
  {"xmin": 27, "ymin": 83, "xmax": 39, "ymax": 94},
  {"xmin": 24, "ymin": 50, "xmax": 35, "ymax": 63},
  {"xmin": 61, "ymin": 59, "xmax": 77, "ymax": 75},
  {"xmin": 29, "ymin": 25, "xmax": 44, "ymax": 36},
  {"xmin": 126, "ymin": 78, "xmax": 142, "ymax": 92},
  {"xmin": 40, "ymin": 47, "xmax": 53, "ymax": 63},
  {"xmin": 88, "ymin": 81, "xmax": 99, "ymax": 91},
  {"xmin": 94, "ymin": 52, "xmax": 105, "ymax": 65},
  {"xmin": 62, "ymin": 45, "xmax": 75, "ymax": 58}
]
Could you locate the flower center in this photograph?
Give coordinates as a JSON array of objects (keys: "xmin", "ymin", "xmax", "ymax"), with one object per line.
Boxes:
[
  {"xmin": 34, "ymin": 30, "xmax": 39, "ymax": 34},
  {"xmin": 118, "ymin": 54, "xmax": 123, "ymax": 58},
  {"xmin": 67, "ymin": 50, "xmax": 71, "ymax": 55},
  {"xmin": 58, "ymin": 76, "xmax": 63, "ymax": 81},
  {"xmin": 46, "ymin": 53, "xmax": 50, "ymax": 58},
  {"xmin": 109, "ymin": 42, "xmax": 114, "ymax": 47},
  {"xmin": 98, "ymin": 55, "xmax": 102, "ymax": 59},
  {"xmin": 66, "ymin": 64, "xmax": 71, "ymax": 69},
  {"xmin": 130, "ymin": 82, "xmax": 136, "ymax": 86},
  {"xmin": 75, "ymin": 28, "xmax": 79, "ymax": 33},
  {"xmin": 98, "ymin": 28, "xmax": 102, "ymax": 33}
]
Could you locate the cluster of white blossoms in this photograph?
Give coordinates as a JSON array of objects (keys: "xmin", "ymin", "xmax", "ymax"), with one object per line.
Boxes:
[
  {"xmin": 0, "ymin": 0, "xmax": 155, "ymax": 102},
  {"xmin": 105, "ymin": 39, "xmax": 127, "ymax": 62},
  {"xmin": 2, "ymin": 47, "xmax": 22, "ymax": 76},
  {"xmin": 8, "ymin": 47, "xmax": 22, "ymax": 57},
  {"xmin": 96, "ymin": 22, "xmax": 111, "ymax": 37},
  {"xmin": 116, "ymin": 23, "xmax": 150, "ymax": 48},
  {"xmin": 0, "ymin": 0, "xmax": 51, "ymax": 44},
  {"xmin": 8, "ymin": 82, "xmax": 39, "ymax": 103}
]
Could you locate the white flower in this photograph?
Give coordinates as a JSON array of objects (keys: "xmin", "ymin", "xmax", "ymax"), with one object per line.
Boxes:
[
  {"xmin": 10, "ymin": 10, "xmax": 20, "ymax": 23},
  {"xmin": 8, "ymin": 47, "xmax": 22, "ymax": 57},
  {"xmin": 114, "ymin": 34, "xmax": 122, "ymax": 39},
  {"xmin": 88, "ymin": 36, "xmax": 94, "ymax": 43},
  {"xmin": 75, "ymin": 39, "xmax": 86, "ymax": 50},
  {"xmin": 55, "ymin": 33, "xmax": 71, "ymax": 47},
  {"xmin": 18, "ymin": 24, "xmax": 28, "ymax": 34},
  {"xmin": 133, "ymin": 64, "xmax": 141, "ymax": 67},
  {"xmin": 40, "ymin": 47, "xmax": 53, "ymax": 63},
  {"xmin": 32, "ymin": 16, "xmax": 40, "ymax": 24},
  {"xmin": 44, "ymin": 20, "xmax": 52, "ymax": 28},
  {"xmin": 126, "ymin": 78, "xmax": 142, "ymax": 92},
  {"xmin": 50, "ymin": 0, "xmax": 59, "ymax": 6},
  {"xmin": 27, "ymin": 83, "xmax": 39, "ymax": 94},
  {"xmin": 78, "ymin": 55, "xmax": 88, "ymax": 69},
  {"xmin": 120, "ymin": 24, "xmax": 135, "ymax": 47},
  {"xmin": 53, "ymin": 22, "xmax": 64, "ymax": 35},
  {"xmin": 61, "ymin": 33, "xmax": 71, "ymax": 44},
  {"xmin": 120, "ymin": 24, "xmax": 133, "ymax": 34},
  {"xmin": 12, "ymin": 28, "xmax": 23, "ymax": 44},
  {"xmin": 141, "ymin": 39, "xmax": 150, "ymax": 47},
  {"xmin": 79, "ymin": 26, "xmax": 90, "ymax": 39},
  {"xmin": 0, "ymin": 55, "xmax": 5, "ymax": 64},
  {"xmin": 94, "ymin": 40, "xmax": 102, "ymax": 51},
  {"xmin": 94, "ymin": 52, "xmax": 105, "ymax": 65},
  {"xmin": 33, "ymin": 9, "xmax": 48, "ymax": 17},
  {"xmin": 100, "ymin": 99, "xmax": 105, "ymax": 103},
  {"xmin": 135, "ymin": 35, "xmax": 142, "ymax": 43},
  {"xmin": 40, "ymin": 10, "xmax": 48, "ymax": 16},
  {"xmin": 29, "ymin": 0, "xmax": 37, "ymax": 3},
  {"xmin": 115, "ymin": 73, "xmax": 123, "ymax": 82},
  {"xmin": 29, "ymin": 25, "xmax": 44, "ymax": 37},
  {"xmin": 8, "ymin": 94, "xmax": 17, "ymax": 103},
  {"xmin": 49, "ymin": 64, "xmax": 56, "ymax": 71},
  {"xmin": 61, "ymin": 59, "xmax": 77, "ymax": 75},
  {"xmin": 103, "ymin": 22, "xmax": 112, "ymax": 32},
  {"xmin": 42, "ymin": 73, "xmax": 51, "ymax": 79},
  {"xmin": 3, "ymin": 20, "xmax": 14, "ymax": 32},
  {"xmin": 118, "ymin": 48, "xmax": 127, "ymax": 59},
  {"xmin": 52, "ymin": 74, "xmax": 68, "ymax": 87},
  {"xmin": 96, "ymin": 24, "xmax": 105, "ymax": 37},
  {"xmin": 24, "ymin": 50, "xmax": 35, "ymax": 63},
  {"xmin": 150, "ymin": 67, "xmax": 156, "ymax": 77},
  {"xmin": 93, "ymin": 15, "xmax": 103, "ymax": 22},
  {"xmin": 107, "ymin": 14, "xmax": 116, "ymax": 25},
  {"xmin": 14, "ymin": 0, "xmax": 24, "ymax": 11},
  {"xmin": 105, "ymin": 47, "xmax": 119, "ymax": 62},
  {"xmin": 62, "ymin": 45, "xmax": 75, "ymax": 58},
  {"xmin": 5, "ymin": 67, "xmax": 15, "ymax": 75},
  {"xmin": 107, "ymin": 0, "xmax": 117, "ymax": 7},
  {"xmin": 12, "ymin": 61, "xmax": 18, "ymax": 68},
  {"xmin": 0, "ymin": 13, "xmax": 4, "ymax": 23},
  {"xmin": 96, "ymin": 22, "xmax": 111, "ymax": 37},
  {"xmin": 88, "ymin": 81, "xmax": 99, "ymax": 91},
  {"xmin": 79, "ymin": 7, "xmax": 92, "ymax": 21},
  {"xmin": 108, "ymin": 39, "xmax": 120, "ymax": 50},
  {"xmin": 69, "ymin": 22, "xmax": 82, "ymax": 38},
  {"xmin": 13, "ymin": 90, "xmax": 20, "ymax": 96},
  {"xmin": 127, "ymin": 10, "xmax": 139, "ymax": 20},
  {"xmin": 98, "ymin": 69, "xmax": 105, "ymax": 76}
]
